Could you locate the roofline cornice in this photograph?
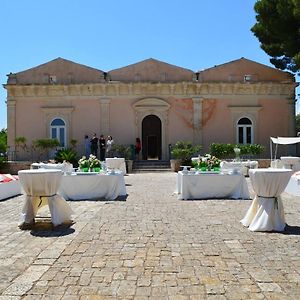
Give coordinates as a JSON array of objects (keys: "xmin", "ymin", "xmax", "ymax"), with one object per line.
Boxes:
[{"xmin": 4, "ymin": 81, "xmax": 297, "ymax": 99}]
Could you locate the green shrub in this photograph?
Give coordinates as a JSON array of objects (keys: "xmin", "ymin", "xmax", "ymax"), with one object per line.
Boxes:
[
  {"xmin": 111, "ymin": 144, "xmax": 131, "ymax": 160},
  {"xmin": 210, "ymin": 143, "xmax": 235, "ymax": 159},
  {"xmin": 171, "ymin": 141, "xmax": 202, "ymax": 165},
  {"xmin": 55, "ymin": 148, "xmax": 78, "ymax": 165},
  {"xmin": 210, "ymin": 143, "xmax": 265, "ymax": 159}
]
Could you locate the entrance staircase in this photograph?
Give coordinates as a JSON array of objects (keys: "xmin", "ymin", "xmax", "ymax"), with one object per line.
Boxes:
[{"xmin": 133, "ymin": 160, "xmax": 171, "ymax": 173}]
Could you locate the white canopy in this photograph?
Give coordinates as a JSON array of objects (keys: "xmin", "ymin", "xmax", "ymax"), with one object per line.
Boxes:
[
  {"xmin": 270, "ymin": 137, "xmax": 300, "ymax": 145},
  {"xmin": 270, "ymin": 137, "xmax": 300, "ymax": 159}
]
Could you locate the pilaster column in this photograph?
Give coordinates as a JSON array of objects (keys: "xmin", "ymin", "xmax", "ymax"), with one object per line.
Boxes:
[
  {"xmin": 192, "ymin": 97, "xmax": 203, "ymax": 145},
  {"xmin": 287, "ymin": 98, "xmax": 296, "ymax": 136},
  {"xmin": 7, "ymin": 97, "xmax": 16, "ymax": 153},
  {"xmin": 99, "ymin": 98, "xmax": 111, "ymax": 136}
]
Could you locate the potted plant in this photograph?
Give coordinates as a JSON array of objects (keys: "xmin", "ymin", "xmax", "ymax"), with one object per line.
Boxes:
[
  {"xmin": 111, "ymin": 144, "xmax": 133, "ymax": 173},
  {"xmin": 78, "ymin": 156, "xmax": 90, "ymax": 172},
  {"xmin": 170, "ymin": 141, "xmax": 202, "ymax": 172}
]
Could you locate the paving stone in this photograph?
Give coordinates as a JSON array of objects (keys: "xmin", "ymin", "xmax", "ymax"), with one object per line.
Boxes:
[{"xmin": 0, "ymin": 173, "xmax": 300, "ymax": 298}]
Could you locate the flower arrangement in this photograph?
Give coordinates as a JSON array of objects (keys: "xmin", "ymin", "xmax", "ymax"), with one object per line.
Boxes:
[
  {"xmin": 78, "ymin": 156, "xmax": 90, "ymax": 170},
  {"xmin": 78, "ymin": 154, "xmax": 101, "ymax": 172},
  {"xmin": 197, "ymin": 154, "xmax": 220, "ymax": 171},
  {"xmin": 89, "ymin": 154, "xmax": 101, "ymax": 169}
]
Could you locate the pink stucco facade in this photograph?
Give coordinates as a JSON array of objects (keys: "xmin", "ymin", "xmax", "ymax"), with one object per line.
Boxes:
[{"xmin": 4, "ymin": 57, "xmax": 298, "ymax": 161}]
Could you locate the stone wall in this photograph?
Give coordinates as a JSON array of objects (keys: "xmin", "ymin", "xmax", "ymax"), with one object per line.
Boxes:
[{"xmin": 0, "ymin": 161, "xmax": 31, "ymax": 175}]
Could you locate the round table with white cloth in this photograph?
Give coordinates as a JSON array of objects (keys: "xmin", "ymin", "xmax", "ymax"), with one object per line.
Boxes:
[
  {"xmin": 241, "ymin": 168, "xmax": 293, "ymax": 232},
  {"xmin": 18, "ymin": 169, "xmax": 73, "ymax": 226}
]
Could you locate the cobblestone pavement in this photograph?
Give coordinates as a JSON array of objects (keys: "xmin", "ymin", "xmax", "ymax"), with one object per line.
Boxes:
[{"xmin": 0, "ymin": 172, "xmax": 300, "ymax": 299}]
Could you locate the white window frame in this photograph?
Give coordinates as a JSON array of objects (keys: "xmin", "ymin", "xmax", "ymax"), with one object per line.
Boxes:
[
  {"xmin": 50, "ymin": 118, "xmax": 67, "ymax": 148},
  {"xmin": 236, "ymin": 117, "xmax": 253, "ymax": 144}
]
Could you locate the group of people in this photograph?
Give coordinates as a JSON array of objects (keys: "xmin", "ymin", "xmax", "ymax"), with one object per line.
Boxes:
[
  {"xmin": 84, "ymin": 135, "xmax": 142, "ymax": 161},
  {"xmin": 85, "ymin": 134, "xmax": 114, "ymax": 161}
]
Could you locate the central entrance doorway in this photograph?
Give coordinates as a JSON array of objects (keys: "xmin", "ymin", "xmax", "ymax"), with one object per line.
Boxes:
[{"xmin": 142, "ymin": 115, "xmax": 162, "ymax": 160}]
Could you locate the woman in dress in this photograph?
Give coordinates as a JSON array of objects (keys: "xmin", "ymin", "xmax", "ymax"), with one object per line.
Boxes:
[
  {"xmin": 106, "ymin": 135, "xmax": 114, "ymax": 158},
  {"xmin": 135, "ymin": 137, "xmax": 141, "ymax": 160}
]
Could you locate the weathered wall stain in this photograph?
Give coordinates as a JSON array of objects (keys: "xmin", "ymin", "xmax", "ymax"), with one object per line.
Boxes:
[
  {"xmin": 202, "ymin": 99, "xmax": 217, "ymax": 127},
  {"xmin": 172, "ymin": 98, "xmax": 193, "ymax": 128}
]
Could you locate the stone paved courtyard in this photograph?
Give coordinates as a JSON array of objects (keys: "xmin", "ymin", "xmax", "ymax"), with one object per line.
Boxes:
[{"xmin": 1, "ymin": 172, "xmax": 300, "ymax": 299}]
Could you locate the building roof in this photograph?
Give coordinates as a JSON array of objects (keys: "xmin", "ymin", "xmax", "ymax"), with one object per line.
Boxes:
[
  {"xmin": 7, "ymin": 57, "xmax": 106, "ymax": 85},
  {"xmin": 198, "ymin": 57, "xmax": 294, "ymax": 83},
  {"xmin": 108, "ymin": 58, "xmax": 195, "ymax": 82}
]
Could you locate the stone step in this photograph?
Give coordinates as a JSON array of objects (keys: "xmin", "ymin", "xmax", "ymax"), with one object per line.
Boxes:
[
  {"xmin": 133, "ymin": 168, "xmax": 172, "ymax": 173},
  {"xmin": 133, "ymin": 160, "xmax": 171, "ymax": 173}
]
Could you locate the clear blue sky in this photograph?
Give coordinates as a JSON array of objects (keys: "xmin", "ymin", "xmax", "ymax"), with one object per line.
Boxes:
[{"xmin": 0, "ymin": 0, "xmax": 299, "ymax": 130}]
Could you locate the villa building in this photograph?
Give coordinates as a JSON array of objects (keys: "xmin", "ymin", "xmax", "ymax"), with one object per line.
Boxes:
[{"xmin": 3, "ymin": 57, "xmax": 298, "ymax": 160}]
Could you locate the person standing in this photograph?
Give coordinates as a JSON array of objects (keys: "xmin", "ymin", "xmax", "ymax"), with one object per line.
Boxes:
[
  {"xmin": 99, "ymin": 134, "xmax": 106, "ymax": 161},
  {"xmin": 84, "ymin": 135, "xmax": 91, "ymax": 157},
  {"xmin": 135, "ymin": 137, "xmax": 142, "ymax": 160},
  {"xmin": 90, "ymin": 133, "xmax": 99, "ymax": 157},
  {"xmin": 106, "ymin": 135, "xmax": 114, "ymax": 158}
]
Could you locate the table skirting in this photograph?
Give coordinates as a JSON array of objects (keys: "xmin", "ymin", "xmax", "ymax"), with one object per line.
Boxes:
[
  {"xmin": 241, "ymin": 168, "xmax": 292, "ymax": 231},
  {"xmin": 176, "ymin": 171, "xmax": 250, "ymax": 200},
  {"xmin": 58, "ymin": 173, "xmax": 127, "ymax": 201},
  {"xmin": 18, "ymin": 169, "xmax": 73, "ymax": 226}
]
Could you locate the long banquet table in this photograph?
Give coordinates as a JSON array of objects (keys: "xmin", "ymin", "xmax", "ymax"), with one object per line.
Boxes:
[
  {"xmin": 176, "ymin": 171, "xmax": 250, "ymax": 200},
  {"xmin": 58, "ymin": 172, "xmax": 127, "ymax": 201}
]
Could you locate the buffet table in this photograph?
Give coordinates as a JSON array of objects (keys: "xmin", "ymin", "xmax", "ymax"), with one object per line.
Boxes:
[
  {"xmin": 176, "ymin": 171, "xmax": 250, "ymax": 200},
  {"xmin": 18, "ymin": 169, "xmax": 73, "ymax": 226},
  {"xmin": 105, "ymin": 158, "xmax": 127, "ymax": 174},
  {"xmin": 58, "ymin": 172, "xmax": 127, "ymax": 201},
  {"xmin": 220, "ymin": 160, "xmax": 258, "ymax": 176},
  {"xmin": 241, "ymin": 168, "xmax": 293, "ymax": 232}
]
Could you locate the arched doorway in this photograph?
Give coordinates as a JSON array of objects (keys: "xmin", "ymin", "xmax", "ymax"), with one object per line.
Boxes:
[{"xmin": 142, "ymin": 115, "xmax": 162, "ymax": 160}]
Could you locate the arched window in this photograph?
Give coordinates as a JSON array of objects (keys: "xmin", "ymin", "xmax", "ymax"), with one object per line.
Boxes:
[
  {"xmin": 237, "ymin": 117, "xmax": 253, "ymax": 144},
  {"xmin": 50, "ymin": 118, "xmax": 66, "ymax": 147}
]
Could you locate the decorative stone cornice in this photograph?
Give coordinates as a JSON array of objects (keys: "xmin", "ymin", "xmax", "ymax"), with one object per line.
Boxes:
[{"xmin": 4, "ymin": 81, "xmax": 297, "ymax": 98}]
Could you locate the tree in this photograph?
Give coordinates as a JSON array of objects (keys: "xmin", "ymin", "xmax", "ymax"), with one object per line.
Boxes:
[
  {"xmin": 296, "ymin": 113, "xmax": 300, "ymax": 133},
  {"xmin": 0, "ymin": 128, "xmax": 7, "ymax": 154},
  {"xmin": 251, "ymin": 0, "xmax": 300, "ymax": 73}
]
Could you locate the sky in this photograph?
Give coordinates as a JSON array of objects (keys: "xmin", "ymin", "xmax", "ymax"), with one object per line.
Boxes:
[{"xmin": 0, "ymin": 0, "xmax": 299, "ymax": 130}]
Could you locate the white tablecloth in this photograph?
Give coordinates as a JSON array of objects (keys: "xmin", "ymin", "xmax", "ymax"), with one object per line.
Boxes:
[
  {"xmin": 31, "ymin": 162, "xmax": 65, "ymax": 170},
  {"xmin": 18, "ymin": 169, "xmax": 73, "ymax": 226},
  {"xmin": 280, "ymin": 156, "xmax": 300, "ymax": 171},
  {"xmin": 220, "ymin": 161, "xmax": 258, "ymax": 176},
  {"xmin": 241, "ymin": 168, "xmax": 293, "ymax": 232},
  {"xmin": 105, "ymin": 158, "xmax": 127, "ymax": 174},
  {"xmin": 285, "ymin": 172, "xmax": 300, "ymax": 197},
  {"xmin": 58, "ymin": 172, "xmax": 127, "ymax": 200},
  {"xmin": 0, "ymin": 180, "xmax": 22, "ymax": 200},
  {"xmin": 176, "ymin": 171, "xmax": 250, "ymax": 200}
]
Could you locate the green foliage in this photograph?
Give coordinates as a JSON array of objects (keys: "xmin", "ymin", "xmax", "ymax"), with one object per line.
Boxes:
[
  {"xmin": 111, "ymin": 144, "xmax": 131, "ymax": 160},
  {"xmin": 251, "ymin": 0, "xmax": 300, "ymax": 73},
  {"xmin": 15, "ymin": 136, "xmax": 27, "ymax": 151},
  {"xmin": 210, "ymin": 143, "xmax": 235, "ymax": 159},
  {"xmin": 296, "ymin": 113, "xmax": 300, "ymax": 133},
  {"xmin": 33, "ymin": 138, "xmax": 60, "ymax": 150},
  {"xmin": 70, "ymin": 139, "xmax": 77, "ymax": 148},
  {"xmin": 55, "ymin": 148, "xmax": 78, "ymax": 165},
  {"xmin": 0, "ymin": 128, "xmax": 7, "ymax": 154},
  {"xmin": 210, "ymin": 143, "xmax": 265, "ymax": 159},
  {"xmin": 171, "ymin": 141, "xmax": 202, "ymax": 165},
  {"xmin": 0, "ymin": 156, "xmax": 7, "ymax": 168}
]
